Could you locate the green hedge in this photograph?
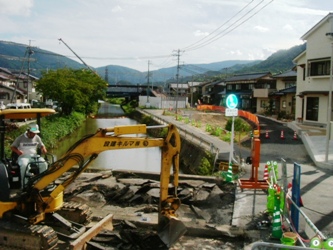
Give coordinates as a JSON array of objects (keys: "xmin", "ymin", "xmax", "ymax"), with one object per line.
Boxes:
[{"xmin": 3, "ymin": 112, "xmax": 86, "ymax": 157}]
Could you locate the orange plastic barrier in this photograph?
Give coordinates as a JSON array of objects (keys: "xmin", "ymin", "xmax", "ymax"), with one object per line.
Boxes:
[{"xmin": 196, "ymin": 105, "xmax": 260, "ymax": 130}]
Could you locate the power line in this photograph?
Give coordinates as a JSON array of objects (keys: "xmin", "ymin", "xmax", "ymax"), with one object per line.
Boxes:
[
  {"xmin": 183, "ymin": 0, "xmax": 274, "ymax": 52},
  {"xmin": 182, "ymin": 0, "xmax": 255, "ymax": 51}
]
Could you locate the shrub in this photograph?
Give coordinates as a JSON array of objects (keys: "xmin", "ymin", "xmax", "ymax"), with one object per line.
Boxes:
[
  {"xmin": 225, "ymin": 117, "xmax": 251, "ymax": 133},
  {"xmin": 197, "ymin": 152, "xmax": 214, "ymax": 175}
]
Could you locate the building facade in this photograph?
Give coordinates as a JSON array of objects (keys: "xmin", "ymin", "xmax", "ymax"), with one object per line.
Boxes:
[
  {"xmin": 0, "ymin": 67, "xmax": 39, "ymax": 106},
  {"xmin": 294, "ymin": 13, "xmax": 333, "ymax": 125},
  {"xmin": 269, "ymin": 70, "xmax": 297, "ymax": 118},
  {"xmin": 225, "ymin": 72, "xmax": 276, "ymax": 113}
]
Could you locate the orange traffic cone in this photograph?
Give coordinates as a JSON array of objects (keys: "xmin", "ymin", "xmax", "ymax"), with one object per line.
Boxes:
[
  {"xmin": 280, "ymin": 130, "xmax": 285, "ymax": 140},
  {"xmin": 265, "ymin": 130, "xmax": 270, "ymax": 139},
  {"xmin": 263, "ymin": 164, "xmax": 269, "ymax": 181},
  {"xmin": 293, "ymin": 131, "xmax": 297, "ymax": 140}
]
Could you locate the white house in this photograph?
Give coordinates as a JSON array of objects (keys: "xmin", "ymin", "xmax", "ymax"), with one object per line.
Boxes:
[{"xmin": 294, "ymin": 13, "xmax": 333, "ymax": 125}]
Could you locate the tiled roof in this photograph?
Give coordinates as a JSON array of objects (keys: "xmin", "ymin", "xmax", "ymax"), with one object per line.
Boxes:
[
  {"xmin": 0, "ymin": 67, "xmax": 12, "ymax": 75},
  {"xmin": 272, "ymin": 70, "xmax": 297, "ymax": 78},
  {"xmin": 270, "ymin": 86, "xmax": 296, "ymax": 96},
  {"xmin": 225, "ymin": 72, "xmax": 271, "ymax": 82}
]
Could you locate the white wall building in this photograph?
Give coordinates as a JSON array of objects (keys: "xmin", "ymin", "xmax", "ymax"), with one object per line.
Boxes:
[{"xmin": 294, "ymin": 13, "xmax": 333, "ymax": 125}]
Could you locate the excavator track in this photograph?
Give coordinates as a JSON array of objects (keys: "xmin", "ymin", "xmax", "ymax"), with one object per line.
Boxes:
[
  {"xmin": 57, "ymin": 201, "xmax": 92, "ymax": 225},
  {"xmin": 0, "ymin": 220, "xmax": 58, "ymax": 250},
  {"xmin": 0, "ymin": 202, "xmax": 91, "ymax": 250}
]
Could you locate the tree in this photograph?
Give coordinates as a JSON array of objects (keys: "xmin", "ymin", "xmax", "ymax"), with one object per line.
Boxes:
[{"xmin": 36, "ymin": 68, "xmax": 107, "ymax": 115}]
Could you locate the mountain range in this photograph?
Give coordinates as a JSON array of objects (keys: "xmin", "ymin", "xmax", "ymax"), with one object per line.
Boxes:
[{"xmin": 0, "ymin": 40, "xmax": 306, "ymax": 85}]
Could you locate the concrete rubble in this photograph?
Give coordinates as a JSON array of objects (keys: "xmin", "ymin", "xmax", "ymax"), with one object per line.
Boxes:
[{"xmin": 60, "ymin": 169, "xmax": 260, "ymax": 249}]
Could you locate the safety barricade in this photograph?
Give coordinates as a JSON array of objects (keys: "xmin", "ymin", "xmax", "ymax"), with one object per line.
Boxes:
[
  {"xmin": 196, "ymin": 105, "xmax": 260, "ymax": 130},
  {"xmin": 265, "ymin": 159, "xmax": 328, "ymax": 249}
]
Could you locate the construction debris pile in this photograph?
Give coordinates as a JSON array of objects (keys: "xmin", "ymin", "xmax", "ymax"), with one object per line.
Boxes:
[{"xmin": 61, "ymin": 170, "xmax": 253, "ymax": 249}]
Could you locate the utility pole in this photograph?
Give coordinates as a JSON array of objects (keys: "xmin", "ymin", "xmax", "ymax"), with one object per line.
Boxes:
[
  {"xmin": 191, "ymin": 77, "xmax": 194, "ymax": 108},
  {"xmin": 146, "ymin": 60, "xmax": 151, "ymax": 107},
  {"xmin": 173, "ymin": 49, "xmax": 181, "ymax": 116},
  {"xmin": 27, "ymin": 40, "xmax": 34, "ymax": 103},
  {"xmin": 104, "ymin": 67, "xmax": 109, "ymax": 83}
]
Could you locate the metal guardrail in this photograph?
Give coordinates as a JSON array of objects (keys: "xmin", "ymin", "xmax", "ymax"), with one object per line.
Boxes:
[
  {"xmin": 251, "ymin": 242, "xmax": 318, "ymax": 250},
  {"xmin": 140, "ymin": 109, "xmax": 219, "ymax": 154}
]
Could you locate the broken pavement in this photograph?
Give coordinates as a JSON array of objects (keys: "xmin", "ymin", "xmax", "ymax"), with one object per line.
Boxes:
[{"xmin": 61, "ymin": 169, "xmax": 263, "ymax": 249}]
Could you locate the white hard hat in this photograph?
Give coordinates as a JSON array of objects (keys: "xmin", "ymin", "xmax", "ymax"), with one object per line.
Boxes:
[{"xmin": 28, "ymin": 124, "xmax": 40, "ymax": 134}]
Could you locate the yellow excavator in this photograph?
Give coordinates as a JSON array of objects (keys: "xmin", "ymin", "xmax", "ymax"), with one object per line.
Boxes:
[{"xmin": 0, "ymin": 108, "xmax": 186, "ymax": 249}]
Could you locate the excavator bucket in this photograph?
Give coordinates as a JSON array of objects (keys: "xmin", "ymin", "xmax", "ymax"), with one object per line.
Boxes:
[{"xmin": 158, "ymin": 217, "xmax": 187, "ymax": 248}]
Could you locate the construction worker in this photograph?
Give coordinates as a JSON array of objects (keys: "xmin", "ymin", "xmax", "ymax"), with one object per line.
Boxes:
[{"xmin": 10, "ymin": 124, "xmax": 48, "ymax": 188}]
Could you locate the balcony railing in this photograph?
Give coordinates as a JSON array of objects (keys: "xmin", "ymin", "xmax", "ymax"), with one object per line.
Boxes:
[{"xmin": 253, "ymin": 88, "xmax": 275, "ymax": 98}]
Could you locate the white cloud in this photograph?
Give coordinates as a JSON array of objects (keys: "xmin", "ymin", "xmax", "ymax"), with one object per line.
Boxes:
[
  {"xmin": 253, "ymin": 26, "xmax": 269, "ymax": 33},
  {"xmin": 194, "ymin": 30, "xmax": 209, "ymax": 37},
  {"xmin": 283, "ymin": 24, "xmax": 294, "ymax": 31},
  {"xmin": 230, "ymin": 50, "xmax": 243, "ymax": 56},
  {"xmin": 1, "ymin": 0, "xmax": 332, "ymax": 71},
  {"xmin": 111, "ymin": 5, "xmax": 123, "ymax": 13},
  {"xmin": 0, "ymin": 0, "xmax": 33, "ymax": 16}
]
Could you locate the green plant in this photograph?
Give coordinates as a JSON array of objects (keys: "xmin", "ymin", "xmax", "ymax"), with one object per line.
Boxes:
[
  {"xmin": 221, "ymin": 131, "xmax": 232, "ymax": 142},
  {"xmin": 197, "ymin": 152, "xmax": 215, "ymax": 175},
  {"xmin": 263, "ymin": 99, "xmax": 275, "ymax": 116},
  {"xmin": 197, "ymin": 157, "xmax": 211, "ymax": 175},
  {"xmin": 159, "ymin": 127, "xmax": 168, "ymax": 137},
  {"xmin": 211, "ymin": 126, "xmax": 223, "ymax": 136},
  {"xmin": 225, "ymin": 117, "xmax": 251, "ymax": 133},
  {"xmin": 142, "ymin": 114, "xmax": 154, "ymax": 125},
  {"xmin": 205, "ymin": 124, "xmax": 212, "ymax": 132}
]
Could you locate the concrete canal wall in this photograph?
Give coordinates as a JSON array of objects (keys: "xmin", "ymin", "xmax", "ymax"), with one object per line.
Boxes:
[{"xmin": 130, "ymin": 110, "xmax": 211, "ymax": 174}]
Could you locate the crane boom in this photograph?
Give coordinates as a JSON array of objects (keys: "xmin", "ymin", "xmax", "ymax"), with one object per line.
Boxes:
[{"xmin": 58, "ymin": 38, "xmax": 99, "ymax": 76}]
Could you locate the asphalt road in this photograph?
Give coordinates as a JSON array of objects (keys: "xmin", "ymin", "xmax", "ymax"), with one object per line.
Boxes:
[{"xmin": 238, "ymin": 116, "xmax": 314, "ymax": 166}]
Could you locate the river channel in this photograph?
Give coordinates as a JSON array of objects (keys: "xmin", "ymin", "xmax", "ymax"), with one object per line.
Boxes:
[{"xmin": 48, "ymin": 117, "xmax": 162, "ymax": 172}]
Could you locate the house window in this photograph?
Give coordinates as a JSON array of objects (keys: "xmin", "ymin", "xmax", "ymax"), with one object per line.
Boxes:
[
  {"xmin": 242, "ymin": 99, "xmax": 250, "ymax": 109},
  {"xmin": 227, "ymin": 85, "xmax": 232, "ymax": 90},
  {"xmin": 236, "ymin": 84, "xmax": 241, "ymax": 90},
  {"xmin": 248, "ymin": 84, "xmax": 253, "ymax": 89},
  {"xmin": 0, "ymin": 93, "xmax": 7, "ymax": 100},
  {"xmin": 285, "ymin": 81, "xmax": 295, "ymax": 88},
  {"xmin": 308, "ymin": 59, "xmax": 330, "ymax": 76},
  {"xmin": 306, "ymin": 97, "xmax": 319, "ymax": 121},
  {"xmin": 260, "ymin": 100, "xmax": 266, "ymax": 108},
  {"xmin": 282, "ymin": 101, "xmax": 286, "ymax": 108}
]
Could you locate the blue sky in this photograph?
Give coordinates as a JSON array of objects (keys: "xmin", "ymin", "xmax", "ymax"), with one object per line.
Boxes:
[{"xmin": 0, "ymin": 0, "xmax": 332, "ymax": 72}]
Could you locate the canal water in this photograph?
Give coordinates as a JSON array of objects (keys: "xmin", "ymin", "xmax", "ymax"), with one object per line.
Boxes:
[{"xmin": 48, "ymin": 117, "xmax": 162, "ymax": 173}]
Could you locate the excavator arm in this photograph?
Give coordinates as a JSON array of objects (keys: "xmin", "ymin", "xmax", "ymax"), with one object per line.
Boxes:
[{"xmin": 15, "ymin": 124, "xmax": 185, "ymax": 245}]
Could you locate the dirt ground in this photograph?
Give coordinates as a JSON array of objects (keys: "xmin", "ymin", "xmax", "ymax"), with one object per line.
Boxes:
[
  {"xmin": 62, "ymin": 112, "xmax": 265, "ymax": 249},
  {"xmin": 190, "ymin": 112, "xmax": 228, "ymax": 131},
  {"xmin": 189, "ymin": 112, "xmax": 250, "ymax": 143}
]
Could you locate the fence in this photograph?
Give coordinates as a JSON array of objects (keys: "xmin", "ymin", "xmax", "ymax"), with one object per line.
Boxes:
[
  {"xmin": 251, "ymin": 242, "xmax": 316, "ymax": 249},
  {"xmin": 139, "ymin": 96, "xmax": 188, "ymax": 109},
  {"xmin": 257, "ymin": 159, "xmax": 327, "ymax": 249},
  {"xmin": 196, "ymin": 104, "xmax": 260, "ymax": 130}
]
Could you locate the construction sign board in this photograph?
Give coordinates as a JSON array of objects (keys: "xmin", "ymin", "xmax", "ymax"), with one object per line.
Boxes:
[{"xmin": 225, "ymin": 108, "xmax": 238, "ymax": 117}]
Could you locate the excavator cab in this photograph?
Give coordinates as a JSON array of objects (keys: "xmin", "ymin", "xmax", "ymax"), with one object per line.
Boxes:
[{"xmin": 0, "ymin": 108, "xmax": 56, "ymax": 200}]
